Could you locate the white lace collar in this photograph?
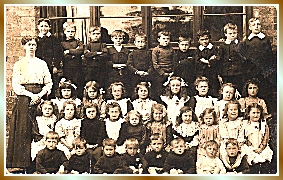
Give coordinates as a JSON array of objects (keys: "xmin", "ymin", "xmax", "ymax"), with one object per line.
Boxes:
[
  {"xmin": 38, "ymin": 32, "xmax": 51, "ymax": 38},
  {"xmin": 224, "ymin": 39, "xmax": 239, "ymax": 44},
  {"xmin": 248, "ymin": 32, "xmax": 265, "ymax": 40},
  {"xmin": 199, "ymin": 43, "xmax": 213, "ymax": 51}
]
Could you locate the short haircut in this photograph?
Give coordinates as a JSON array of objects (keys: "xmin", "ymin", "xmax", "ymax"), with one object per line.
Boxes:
[
  {"xmin": 45, "ymin": 131, "xmax": 59, "ymax": 141},
  {"xmin": 105, "ymin": 102, "xmax": 122, "ymax": 119},
  {"xmin": 21, "ymin": 36, "xmax": 37, "ymax": 45},
  {"xmin": 150, "ymin": 133, "xmax": 164, "ymax": 143},
  {"xmin": 82, "ymin": 102, "xmax": 99, "ymax": 118},
  {"xmin": 244, "ymin": 103, "xmax": 264, "ymax": 120},
  {"xmin": 176, "ymin": 106, "xmax": 198, "ymax": 126},
  {"xmin": 170, "ymin": 137, "xmax": 185, "ymax": 146},
  {"xmin": 125, "ymin": 138, "xmax": 139, "ymax": 148},
  {"xmin": 132, "ymin": 81, "xmax": 151, "ymax": 100},
  {"xmin": 102, "ymin": 138, "xmax": 116, "ymax": 147},
  {"xmin": 36, "ymin": 100, "xmax": 58, "ymax": 116},
  {"xmin": 199, "ymin": 108, "xmax": 218, "ymax": 125},
  {"xmin": 225, "ymin": 138, "xmax": 239, "ymax": 148},
  {"xmin": 110, "ymin": 30, "xmax": 125, "ymax": 38},
  {"xmin": 157, "ymin": 30, "xmax": 171, "ymax": 38},
  {"xmin": 106, "ymin": 82, "xmax": 125, "ymax": 99},
  {"xmin": 89, "ymin": 25, "xmax": 101, "ymax": 33},
  {"xmin": 224, "ymin": 23, "xmax": 238, "ymax": 34},
  {"xmin": 194, "ymin": 76, "xmax": 209, "ymax": 87},
  {"xmin": 204, "ymin": 140, "xmax": 219, "ymax": 150},
  {"xmin": 135, "ymin": 33, "xmax": 147, "ymax": 41},
  {"xmin": 248, "ymin": 17, "xmax": 260, "ymax": 25},
  {"xmin": 218, "ymin": 83, "xmax": 236, "ymax": 100},
  {"xmin": 125, "ymin": 110, "xmax": 141, "ymax": 123},
  {"xmin": 222, "ymin": 100, "xmax": 241, "ymax": 119},
  {"xmin": 37, "ymin": 18, "xmax": 51, "ymax": 26},
  {"xmin": 178, "ymin": 36, "xmax": 192, "ymax": 43},
  {"xmin": 72, "ymin": 136, "xmax": 87, "ymax": 149},
  {"xmin": 197, "ymin": 29, "xmax": 211, "ymax": 39},
  {"xmin": 63, "ymin": 22, "xmax": 76, "ymax": 31}
]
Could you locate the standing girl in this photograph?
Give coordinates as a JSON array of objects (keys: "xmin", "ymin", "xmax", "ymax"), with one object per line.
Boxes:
[
  {"xmin": 215, "ymin": 83, "xmax": 236, "ymax": 120},
  {"xmin": 219, "ymin": 100, "xmax": 245, "ymax": 158},
  {"xmin": 146, "ymin": 103, "xmax": 173, "ymax": 150},
  {"xmin": 103, "ymin": 102, "xmax": 125, "ymax": 141},
  {"xmin": 173, "ymin": 106, "xmax": 199, "ymax": 160},
  {"xmin": 198, "ymin": 108, "xmax": 220, "ymax": 158},
  {"xmin": 55, "ymin": 101, "xmax": 81, "ymax": 158},
  {"xmin": 239, "ymin": 78, "xmax": 271, "ymax": 120},
  {"xmin": 51, "ymin": 78, "xmax": 81, "ymax": 114},
  {"xmin": 81, "ymin": 81, "xmax": 106, "ymax": 119},
  {"xmin": 160, "ymin": 76, "xmax": 189, "ymax": 128},
  {"xmin": 31, "ymin": 100, "xmax": 58, "ymax": 160},
  {"xmin": 7, "ymin": 36, "xmax": 52, "ymax": 172},
  {"xmin": 131, "ymin": 82, "xmax": 157, "ymax": 125},
  {"xmin": 105, "ymin": 82, "xmax": 133, "ymax": 117},
  {"xmin": 244, "ymin": 103, "xmax": 273, "ymax": 174},
  {"xmin": 117, "ymin": 110, "xmax": 147, "ymax": 154},
  {"xmin": 35, "ymin": 18, "xmax": 63, "ymax": 98}
]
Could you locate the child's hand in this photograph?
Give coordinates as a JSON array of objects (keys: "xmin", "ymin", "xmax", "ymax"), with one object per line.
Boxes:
[
  {"xmin": 57, "ymin": 165, "xmax": 65, "ymax": 174},
  {"xmin": 169, "ymin": 168, "xmax": 179, "ymax": 174},
  {"xmin": 64, "ymin": 50, "xmax": 69, "ymax": 55},
  {"xmin": 254, "ymin": 147, "xmax": 263, "ymax": 154},
  {"xmin": 70, "ymin": 170, "xmax": 80, "ymax": 174},
  {"xmin": 53, "ymin": 67, "xmax": 58, "ymax": 74},
  {"xmin": 200, "ymin": 58, "xmax": 209, "ymax": 64},
  {"xmin": 148, "ymin": 167, "xmax": 158, "ymax": 174},
  {"xmin": 212, "ymin": 167, "xmax": 221, "ymax": 174},
  {"xmin": 209, "ymin": 55, "xmax": 217, "ymax": 60}
]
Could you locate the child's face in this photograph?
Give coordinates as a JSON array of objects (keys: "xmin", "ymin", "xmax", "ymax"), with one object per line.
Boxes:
[
  {"xmin": 85, "ymin": 107, "xmax": 97, "ymax": 119},
  {"xmin": 196, "ymin": 81, "xmax": 209, "ymax": 96},
  {"xmin": 225, "ymin": 29, "xmax": 238, "ymax": 41},
  {"xmin": 45, "ymin": 138, "xmax": 58, "ymax": 150},
  {"xmin": 222, "ymin": 86, "xmax": 235, "ymax": 101},
  {"xmin": 64, "ymin": 27, "xmax": 76, "ymax": 40},
  {"xmin": 126, "ymin": 144, "xmax": 139, "ymax": 156},
  {"xmin": 150, "ymin": 139, "xmax": 163, "ymax": 153},
  {"xmin": 42, "ymin": 104, "xmax": 53, "ymax": 117},
  {"xmin": 87, "ymin": 88, "xmax": 98, "ymax": 99},
  {"xmin": 178, "ymin": 41, "xmax": 190, "ymax": 52},
  {"xmin": 90, "ymin": 30, "xmax": 101, "ymax": 42},
  {"xmin": 64, "ymin": 104, "xmax": 75, "ymax": 120},
  {"xmin": 111, "ymin": 36, "xmax": 124, "ymax": 46},
  {"xmin": 203, "ymin": 113, "xmax": 214, "ymax": 126},
  {"xmin": 182, "ymin": 111, "xmax": 193, "ymax": 124},
  {"xmin": 158, "ymin": 34, "xmax": 170, "ymax": 47},
  {"xmin": 170, "ymin": 79, "xmax": 181, "ymax": 95},
  {"xmin": 108, "ymin": 106, "xmax": 120, "ymax": 121},
  {"xmin": 75, "ymin": 147, "xmax": 86, "ymax": 156},
  {"xmin": 134, "ymin": 37, "xmax": 146, "ymax": 49},
  {"xmin": 226, "ymin": 143, "xmax": 239, "ymax": 157},
  {"xmin": 172, "ymin": 141, "xmax": 186, "ymax": 155},
  {"xmin": 129, "ymin": 114, "xmax": 140, "ymax": 126},
  {"xmin": 137, "ymin": 85, "xmax": 149, "ymax": 99},
  {"xmin": 112, "ymin": 85, "xmax": 123, "ymax": 100},
  {"xmin": 24, "ymin": 39, "xmax": 37, "ymax": 55},
  {"xmin": 104, "ymin": 145, "xmax": 115, "ymax": 157},
  {"xmin": 249, "ymin": 19, "xmax": 262, "ymax": 34},
  {"xmin": 198, "ymin": 35, "xmax": 210, "ymax": 47},
  {"xmin": 153, "ymin": 109, "xmax": 163, "ymax": 122},
  {"xmin": 249, "ymin": 107, "xmax": 261, "ymax": 122},
  {"xmin": 38, "ymin": 21, "xmax": 50, "ymax": 35},
  {"xmin": 227, "ymin": 103, "xmax": 239, "ymax": 121},
  {"xmin": 205, "ymin": 144, "xmax": 218, "ymax": 158},
  {"xmin": 247, "ymin": 83, "xmax": 258, "ymax": 97},
  {"xmin": 61, "ymin": 88, "xmax": 72, "ymax": 99}
]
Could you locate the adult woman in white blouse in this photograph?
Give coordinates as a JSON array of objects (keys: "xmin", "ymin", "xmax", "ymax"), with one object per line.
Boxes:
[{"xmin": 6, "ymin": 36, "xmax": 53, "ymax": 172}]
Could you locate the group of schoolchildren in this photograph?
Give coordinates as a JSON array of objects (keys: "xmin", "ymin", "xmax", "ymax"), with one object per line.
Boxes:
[{"xmin": 26, "ymin": 16, "xmax": 275, "ymax": 174}]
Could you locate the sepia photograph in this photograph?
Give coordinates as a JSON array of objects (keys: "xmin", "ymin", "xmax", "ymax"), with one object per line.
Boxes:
[{"xmin": 4, "ymin": 5, "xmax": 278, "ymax": 175}]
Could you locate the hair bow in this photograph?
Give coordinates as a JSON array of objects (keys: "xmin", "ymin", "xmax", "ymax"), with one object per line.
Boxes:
[{"xmin": 59, "ymin": 78, "xmax": 77, "ymax": 89}]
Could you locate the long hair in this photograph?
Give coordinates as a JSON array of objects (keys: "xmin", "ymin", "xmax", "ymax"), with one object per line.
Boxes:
[
  {"xmin": 163, "ymin": 76, "xmax": 188, "ymax": 100},
  {"xmin": 222, "ymin": 100, "xmax": 242, "ymax": 119},
  {"xmin": 132, "ymin": 81, "xmax": 152, "ymax": 100},
  {"xmin": 199, "ymin": 108, "xmax": 218, "ymax": 125},
  {"xmin": 36, "ymin": 100, "xmax": 58, "ymax": 117},
  {"xmin": 81, "ymin": 102, "xmax": 100, "ymax": 119},
  {"xmin": 242, "ymin": 78, "xmax": 260, "ymax": 97},
  {"xmin": 58, "ymin": 100, "xmax": 78, "ymax": 120},
  {"xmin": 56, "ymin": 78, "xmax": 77, "ymax": 99},
  {"xmin": 176, "ymin": 106, "xmax": 198, "ymax": 126}
]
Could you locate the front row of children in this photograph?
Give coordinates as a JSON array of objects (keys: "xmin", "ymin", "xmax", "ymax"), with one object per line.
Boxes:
[{"xmin": 30, "ymin": 99, "xmax": 272, "ymax": 174}]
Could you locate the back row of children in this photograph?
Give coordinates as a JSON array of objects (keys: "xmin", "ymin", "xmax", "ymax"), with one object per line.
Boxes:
[{"xmin": 36, "ymin": 17, "xmax": 276, "ymax": 101}]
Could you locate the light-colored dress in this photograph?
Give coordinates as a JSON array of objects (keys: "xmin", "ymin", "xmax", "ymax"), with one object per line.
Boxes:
[
  {"xmin": 174, "ymin": 122, "xmax": 199, "ymax": 147},
  {"xmin": 132, "ymin": 98, "xmax": 157, "ymax": 123},
  {"xmin": 194, "ymin": 95, "xmax": 217, "ymax": 119},
  {"xmin": 160, "ymin": 95, "xmax": 189, "ymax": 127},
  {"xmin": 51, "ymin": 97, "xmax": 81, "ymax": 113},
  {"xmin": 31, "ymin": 114, "xmax": 57, "ymax": 160},
  {"xmin": 104, "ymin": 118, "xmax": 124, "ymax": 141},
  {"xmin": 196, "ymin": 155, "xmax": 226, "ymax": 174},
  {"xmin": 244, "ymin": 121, "xmax": 273, "ymax": 164},
  {"xmin": 239, "ymin": 97, "xmax": 268, "ymax": 115}
]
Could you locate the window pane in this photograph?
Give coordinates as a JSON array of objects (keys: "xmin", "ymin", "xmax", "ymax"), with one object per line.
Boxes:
[
  {"xmin": 203, "ymin": 6, "xmax": 244, "ymax": 41},
  {"xmin": 100, "ymin": 6, "xmax": 142, "ymax": 43},
  {"xmin": 151, "ymin": 6, "xmax": 194, "ymax": 46}
]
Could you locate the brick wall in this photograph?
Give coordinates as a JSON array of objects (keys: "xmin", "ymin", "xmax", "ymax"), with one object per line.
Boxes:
[{"xmin": 6, "ymin": 6, "xmax": 37, "ymax": 121}]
